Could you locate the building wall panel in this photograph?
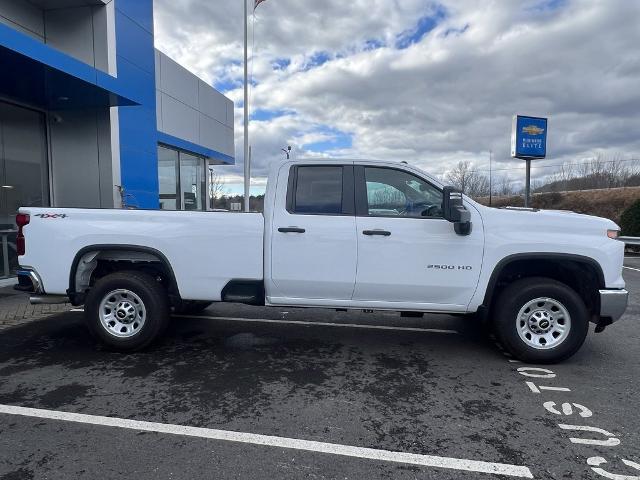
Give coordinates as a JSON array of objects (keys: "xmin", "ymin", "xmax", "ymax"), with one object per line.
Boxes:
[
  {"xmin": 45, "ymin": 7, "xmax": 95, "ymax": 67},
  {"xmin": 160, "ymin": 54, "xmax": 199, "ymax": 109},
  {"xmin": 113, "ymin": 10, "xmax": 154, "ymax": 75},
  {"xmin": 199, "ymin": 114, "xmax": 234, "ymax": 157},
  {"xmin": 0, "ymin": 0, "xmax": 44, "ymax": 41},
  {"xmin": 91, "ymin": 4, "xmax": 110, "ymax": 72},
  {"xmin": 114, "ymin": 0, "xmax": 153, "ymax": 33},
  {"xmin": 226, "ymin": 100, "xmax": 235, "ymax": 127},
  {"xmin": 161, "ymin": 94, "xmax": 199, "ymax": 144},
  {"xmin": 198, "ymin": 79, "xmax": 228, "ymax": 125}
]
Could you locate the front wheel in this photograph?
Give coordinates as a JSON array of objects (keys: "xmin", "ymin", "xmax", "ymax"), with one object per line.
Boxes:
[
  {"xmin": 493, "ymin": 277, "xmax": 590, "ymax": 364},
  {"xmin": 84, "ymin": 271, "xmax": 169, "ymax": 351}
]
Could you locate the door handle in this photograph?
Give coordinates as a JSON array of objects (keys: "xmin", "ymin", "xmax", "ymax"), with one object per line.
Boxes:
[
  {"xmin": 363, "ymin": 230, "xmax": 391, "ymax": 236},
  {"xmin": 278, "ymin": 227, "xmax": 306, "ymax": 233}
]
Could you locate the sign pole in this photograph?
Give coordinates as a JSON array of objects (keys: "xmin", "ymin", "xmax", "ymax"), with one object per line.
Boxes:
[{"xmin": 525, "ymin": 159, "xmax": 531, "ymax": 208}]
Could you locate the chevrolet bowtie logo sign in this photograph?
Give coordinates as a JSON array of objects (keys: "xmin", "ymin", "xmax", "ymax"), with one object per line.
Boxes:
[
  {"xmin": 522, "ymin": 125, "xmax": 545, "ymax": 136},
  {"xmin": 512, "ymin": 115, "xmax": 548, "ymax": 161}
]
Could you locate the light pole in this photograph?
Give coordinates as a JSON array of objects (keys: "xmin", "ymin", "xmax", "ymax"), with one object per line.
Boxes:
[
  {"xmin": 281, "ymin": 145, "xmax": 291, "ymax": 159},
  {"xmin": 243, "ymin": 0, "xmax": 250, "ymax": 212}
]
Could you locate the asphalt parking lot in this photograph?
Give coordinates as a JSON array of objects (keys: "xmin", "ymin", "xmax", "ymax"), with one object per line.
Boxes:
[{"xmin": 1, "ymin": 264, "xmax": 639, "ymax": 480}]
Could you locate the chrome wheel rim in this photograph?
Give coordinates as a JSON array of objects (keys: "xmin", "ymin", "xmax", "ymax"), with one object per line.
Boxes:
[
  {"xmin": 516, "ymin": 297, "xmax": 571, "ymax": 350},
  {"xmin": 98, "ymin": 289, "xmax": 146, "ymax": 338}
]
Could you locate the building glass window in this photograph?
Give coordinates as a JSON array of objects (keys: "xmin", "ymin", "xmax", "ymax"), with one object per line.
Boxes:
[
  {"xmin": 157, "ymin": 145, "xmax": 207, "ymax": 211},
  {"xmin": 180, "ymin": 152, "xmax": 204, "ymax": 211},
  {"xmin": 158, "ymin": 146, "xmax": 179, "ymax": 210}
]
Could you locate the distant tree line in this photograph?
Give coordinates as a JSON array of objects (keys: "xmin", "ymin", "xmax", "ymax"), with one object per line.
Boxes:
[
  {"xmin": 537, "ymin": 155, "xmax": 640, "ymax": 192},
  {"xmin": 445, "ymin": 156, "xmax": 640, "ymax": 200}
]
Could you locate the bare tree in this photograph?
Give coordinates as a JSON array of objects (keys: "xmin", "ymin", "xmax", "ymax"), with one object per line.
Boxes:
[
  {"xmin": 530, "ymin": 178, "xmax": 544, "ymax": 192},
  {"xmin": 446, "ymin": 161, "xmax": 473, "ymax": 193},
  {"xmin": 446, "ymin": 161, "xmax": 490, "ymax": 198},
  {"xmin": 209, "ymin": 169, "xmax": 227, "ymax": 209},
  {"xmin": 497, "ymin": 175, "xmax": 513, "ymax": 196}
]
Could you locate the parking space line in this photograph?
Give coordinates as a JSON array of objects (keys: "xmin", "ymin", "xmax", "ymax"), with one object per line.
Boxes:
[
  {"xmin": 173, "ymin": 314, "xmax": 459, "ymax": 334},
  {"xmin": 0, "ymin": 404, "xmax": 532, "ymax": 478},
  {"xmin": 623, "ymin": 266, "xmax": 640, "ymax": 273}
]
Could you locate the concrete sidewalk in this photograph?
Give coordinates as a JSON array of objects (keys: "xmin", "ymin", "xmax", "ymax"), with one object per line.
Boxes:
[{"xmin": 0, "ymin": 285, "xmax": 71, "ymax": 330}]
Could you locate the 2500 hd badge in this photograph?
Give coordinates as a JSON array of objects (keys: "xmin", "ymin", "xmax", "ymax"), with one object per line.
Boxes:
[{"xmin": 427, "ymin": 264, "xmax": 473, "ymax": 271}]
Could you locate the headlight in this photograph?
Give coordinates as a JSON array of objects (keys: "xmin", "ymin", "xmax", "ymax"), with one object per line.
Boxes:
[{"xmin": 607, "ymin": 229, "xmax": 620, "ymax": 239}]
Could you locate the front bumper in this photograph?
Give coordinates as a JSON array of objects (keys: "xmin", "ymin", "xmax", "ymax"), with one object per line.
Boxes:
[{"xmin": 599, "ymin": 289, "xmax": 629, "ymax": 322}]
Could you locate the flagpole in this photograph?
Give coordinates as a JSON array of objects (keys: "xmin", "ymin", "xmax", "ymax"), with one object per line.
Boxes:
[{"xmin": 243, "ymin": 0, "xmax": 250, "ymax": 212}]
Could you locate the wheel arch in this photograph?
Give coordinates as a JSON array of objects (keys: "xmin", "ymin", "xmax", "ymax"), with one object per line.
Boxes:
[
  {"xmin": 67, "ymin": 244, "xmax": 180, "ymax": 305},
  {"xmin": 482, "ymin": 253, "xmax": 605, "ymax": 316}
]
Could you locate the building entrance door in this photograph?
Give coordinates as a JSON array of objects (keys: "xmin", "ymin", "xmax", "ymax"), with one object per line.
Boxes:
[{"xmin": 0, "ymin": 101, "xmax": 49, "ymax": 278}]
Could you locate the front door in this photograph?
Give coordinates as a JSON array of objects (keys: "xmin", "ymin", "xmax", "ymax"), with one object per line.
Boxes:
[
  {"xmin": 353, "ymin": 165, "xmax": 483, "ymax": 311},
  {"xmin": 269, "ymin": 163, "xmax": 357, "ymax": 303}
]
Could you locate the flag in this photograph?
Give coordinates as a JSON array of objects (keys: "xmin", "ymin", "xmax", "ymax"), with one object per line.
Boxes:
[{"xmin": 255, "ymin": 0, "xmax": 267, "ymax": 9}]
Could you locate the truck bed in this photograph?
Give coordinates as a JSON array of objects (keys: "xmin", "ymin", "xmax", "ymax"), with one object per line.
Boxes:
[{"xmin": 18, "ymin": 208, "xmax": 264, "ymax": 300}]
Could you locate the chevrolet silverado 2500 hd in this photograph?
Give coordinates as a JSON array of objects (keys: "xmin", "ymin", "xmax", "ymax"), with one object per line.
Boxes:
[{"xmin": 16, "ymin": 159, "xmax": 628, "ymax": 363}]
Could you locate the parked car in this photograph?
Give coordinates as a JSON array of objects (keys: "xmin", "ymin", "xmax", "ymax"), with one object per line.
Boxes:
[{"xmin": 16, "ymin": 159, "xmax": 627, "ymax": 363}]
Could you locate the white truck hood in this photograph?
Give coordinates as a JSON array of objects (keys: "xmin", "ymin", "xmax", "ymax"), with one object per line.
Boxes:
[{"xmin": 483, "ymin": 206, "xmax": 619, "ymax": 232}]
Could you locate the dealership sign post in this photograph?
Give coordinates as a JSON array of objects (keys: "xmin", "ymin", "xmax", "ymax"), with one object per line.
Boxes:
[{"xmin": 511, "ymin": 115, "xmax": 548, "ymax": 207}]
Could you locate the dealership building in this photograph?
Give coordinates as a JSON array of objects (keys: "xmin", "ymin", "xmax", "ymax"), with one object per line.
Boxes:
[{"xmin": 0, "ymin": 0, "xmax": 235, "ymax": 277}]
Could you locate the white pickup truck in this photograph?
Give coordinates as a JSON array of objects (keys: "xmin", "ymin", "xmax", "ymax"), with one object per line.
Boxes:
[{"xmin": 16, "ymin": 159, "xmax": 628, "ymax": 363}]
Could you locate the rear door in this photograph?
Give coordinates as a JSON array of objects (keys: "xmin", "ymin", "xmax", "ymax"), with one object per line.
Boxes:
[{"xmin": 269, "ymin": 164, "xmax": 357, "ymax": 303}]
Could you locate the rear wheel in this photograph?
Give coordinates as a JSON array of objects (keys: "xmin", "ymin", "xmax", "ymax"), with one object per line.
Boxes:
[
  {"xmin": 84, "ymin": 271, "xmax": 169, "ymax": 351},
  {"xmin": 493, "ymin": 277, "xmax": 590, "ymax": 363}
]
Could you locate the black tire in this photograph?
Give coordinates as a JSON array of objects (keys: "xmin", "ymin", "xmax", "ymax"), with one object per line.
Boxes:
[
  {"xmin": 172, "ymin": 300, "xmax": 212, "ymax": 315},
  {"xmin": 493, "ymin": 277, "xmax": 590, "ymax": 364},
  {"xmin": 84, "ymin": 271, "xmax": 169, "ymax": 351}
]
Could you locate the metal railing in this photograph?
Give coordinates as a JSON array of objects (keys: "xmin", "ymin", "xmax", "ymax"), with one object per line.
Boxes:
[{"xmin": 620, "ymin": 236, "xmax": 640, "ymax": 246}]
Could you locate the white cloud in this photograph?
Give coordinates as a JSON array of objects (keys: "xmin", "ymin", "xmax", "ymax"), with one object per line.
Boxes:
[{"xmin": 154, "ymin": 0, "xmax": 640, "ymax": 192}]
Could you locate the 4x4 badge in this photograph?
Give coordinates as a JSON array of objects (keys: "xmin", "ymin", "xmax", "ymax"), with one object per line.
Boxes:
[{"xmin": 34, "ymin": 214, "xmax": 67, "ymax": 219}]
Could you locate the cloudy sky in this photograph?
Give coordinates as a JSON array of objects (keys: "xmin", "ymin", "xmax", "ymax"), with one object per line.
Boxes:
[{"xmin": 153, "ymin": 0, "xmax": 640, "ymax": 194}]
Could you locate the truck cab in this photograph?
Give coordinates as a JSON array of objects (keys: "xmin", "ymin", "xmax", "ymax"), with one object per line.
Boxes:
[{"xmin": 264, "ymin": 159, "xmax": 483, "ymax": 313}]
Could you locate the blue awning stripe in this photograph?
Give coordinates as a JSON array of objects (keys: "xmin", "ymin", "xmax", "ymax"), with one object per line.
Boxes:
[{"xmin": 157, "ymin": 132, "xmax": 235, "ymax": 165}]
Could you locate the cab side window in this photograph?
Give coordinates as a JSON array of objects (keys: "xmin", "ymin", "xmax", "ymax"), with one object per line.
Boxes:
[
  {"xmin": 287, "ymin": 166, "xmax": 354, "ymax": 215},
  {"xmin": 363, "ymin": 167, "xmax": 443, "ymax": 218}
]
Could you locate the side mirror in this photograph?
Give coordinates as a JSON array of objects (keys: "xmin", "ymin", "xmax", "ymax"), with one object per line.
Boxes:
[{"xmin": 443, "ymin": 186, "xmax": 472, "ymax": 236}]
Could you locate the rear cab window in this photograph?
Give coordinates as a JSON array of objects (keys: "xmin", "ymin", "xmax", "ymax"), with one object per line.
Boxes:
[{"xmin": 286, "ymin": 165, "xmax": 354, "ymax": 215}]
